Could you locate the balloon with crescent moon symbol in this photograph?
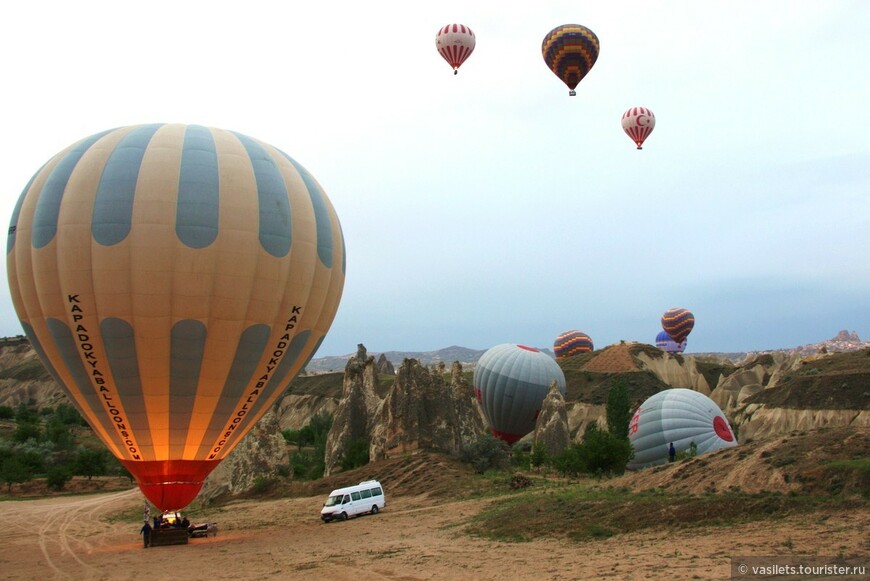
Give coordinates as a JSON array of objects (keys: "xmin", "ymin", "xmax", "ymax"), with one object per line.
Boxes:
[
  {"xmin": 541, "ymin": 24, "xmax": 600, "ymax": 96},
  {"xmin": 7, "ymin": 124, "xmax": 346, "ymax": 511},
  {"xmin": 436, "ymin": 24, "xmax": 476, "ymax": 75},
  {"xmin": 622, "ymin": 106, "xmax": 656, "ymax": 149}
]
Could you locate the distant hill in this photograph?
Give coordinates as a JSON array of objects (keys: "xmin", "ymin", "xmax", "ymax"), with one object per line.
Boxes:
[{"xmin": 305, "ymin": 330, "xmax": 868, "ymax": 373}]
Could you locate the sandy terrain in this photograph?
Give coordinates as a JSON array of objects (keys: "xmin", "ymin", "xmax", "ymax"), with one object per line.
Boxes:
[{"xmin": 0, "ymin": 485, "xmax": 867, "ymax": 581}]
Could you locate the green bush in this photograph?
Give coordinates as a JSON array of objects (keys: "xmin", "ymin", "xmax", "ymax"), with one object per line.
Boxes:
[
  {"xmin": 460, "ymin": 434, "xmax": 511, "ymax": 474},
  {"xmin": 0, "ymin": 406, "xmax": 14, "ymax": 420},
  {"xmin": 46, "ymin": 465, "xmax": 73, "ymax": 491},
  {"xmin": 606, "ymin": 379, "xmax": 632, "ymax": 440},
  {"xmin": 553, "ymin": 422, "xmax": 633, "ymax": 477}
]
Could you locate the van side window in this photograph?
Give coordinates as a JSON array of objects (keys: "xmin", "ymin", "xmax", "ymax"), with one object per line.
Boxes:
[
  {"xmin": 360, "ymin": 489, "xmax": 372, "ymax": 499},
  {"xmin": 351, "ymin": 491, "xmax": 361, "ymax": 501},
  {"xmin": 343, "ymin": 495, "xmax": 350, "ymax": 504},
  {"xmin": 371, "ymin": 487, "xmax": 382, "ymax": 497}
]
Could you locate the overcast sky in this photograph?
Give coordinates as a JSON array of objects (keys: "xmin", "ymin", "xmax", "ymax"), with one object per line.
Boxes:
[{"xmin": 2, "ymin": 1, "xmax": 868, "ymax": 356}]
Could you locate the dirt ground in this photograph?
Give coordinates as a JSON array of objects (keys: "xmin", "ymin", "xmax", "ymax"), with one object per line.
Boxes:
[{"xmin": 0, "ymin": 485, "xmax": 867, "ymax": 581}]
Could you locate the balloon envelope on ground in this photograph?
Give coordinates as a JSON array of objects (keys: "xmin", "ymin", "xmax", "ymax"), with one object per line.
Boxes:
[
  {"xmin": 6, "ymin": 124, "xmax": 346, "ymax": 511},
  {"xmin": 627, "ymin": 388, "xmax": 737, "ymax": 469},
  {"xmin": 655, "ymin": 330, "xmax": 686, "ymax": 354},
  {"xmin": 554, "ymin": 330, "xmax": 593, "ymax": 359},
  {"xmin": 473, "ymin": 344, "xmax": 565, "ymax": 444}
]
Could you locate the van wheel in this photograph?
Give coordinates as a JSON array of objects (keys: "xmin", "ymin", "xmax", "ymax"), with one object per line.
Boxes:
[
  {"xmin": 340, "ymin": 512, "xmax": 348, "ymax": 521},
  {"xmin": 371, "ymin": 505, "xmax": 379, "ymax": 515}
]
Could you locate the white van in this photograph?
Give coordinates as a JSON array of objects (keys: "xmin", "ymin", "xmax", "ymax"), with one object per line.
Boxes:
[{"xmin": 320, "ymin": 480, "xmax": 385, "ymax": 523}]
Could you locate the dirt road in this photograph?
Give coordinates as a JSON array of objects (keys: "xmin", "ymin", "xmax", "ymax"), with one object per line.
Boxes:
[{"xmin": 0, "ymin": 487, "xmax": 867, "ymax": 580}]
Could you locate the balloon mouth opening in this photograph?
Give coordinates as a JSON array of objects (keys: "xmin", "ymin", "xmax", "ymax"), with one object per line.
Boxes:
[
  {"xmin": 122, "ymin": 459, "xmax": 220, "ymax": 512},
  {"xmin": 713, "ymin": 416, "xmax": 734, "ymax": 442},
  {"xmin": 490, "ymin": 428, "xmax": 524, "ymax": 445}
]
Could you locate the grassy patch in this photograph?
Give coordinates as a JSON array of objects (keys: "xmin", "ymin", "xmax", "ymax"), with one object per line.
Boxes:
[{"xmin": 465, "ymin": 484, "xmax": 861, "ymax": 543}]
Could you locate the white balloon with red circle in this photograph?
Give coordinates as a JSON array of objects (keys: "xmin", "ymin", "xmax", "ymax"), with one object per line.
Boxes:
[
  {"xmin": 627, "ymin": 388, "xmax": 737, "ymax": 469},
  {"xmin": 621, "ymin": 106, "xmax": 656, "ymax": 149}
]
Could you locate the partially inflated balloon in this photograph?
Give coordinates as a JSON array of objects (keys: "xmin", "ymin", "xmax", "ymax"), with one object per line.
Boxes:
[
  {"xmin": 661, "ymin": 308, "xmax": 694, "ymax": 344},
  {"xmin": 436, "ymin": 24, "xmax": 476, "ymax": 75},
  {"xmin": 7, "ymin": 124, "xmax": 346, "ymax": 511},
  {"xmin": 655, "ymin": 331, "xmax": 686, "ymax": 354},
  {"xmin": 554, "ymin": 330, "xmax": 593, "ymax": 359},
  {"xmin": 541, "ymin": 24, "xmax": 600, "ymax": 96},
  {"xmin": 472, "ymin": 344, "xmax": 565, "ymax": 444},
  {"xmin": 622, "ymin": 106, "xmax": 656, "ymax": 150},
  {"xmin": 627, "ymin": 389, "xmax": 736, "ymax": 469}
]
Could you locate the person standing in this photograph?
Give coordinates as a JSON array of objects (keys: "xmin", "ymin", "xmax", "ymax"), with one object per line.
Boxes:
[
  {"xmin": 140, "ymin": 520, "xmax": 153, "ymax": 548},
  {"xmin": 668, "ymin": 442, "xmax": 676, "ymax": 462}
]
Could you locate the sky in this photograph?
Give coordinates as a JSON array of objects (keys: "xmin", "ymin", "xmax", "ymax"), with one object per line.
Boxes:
[{"xmin": 1, "ymin": 1, "xmax": 868, "ymax": 357}]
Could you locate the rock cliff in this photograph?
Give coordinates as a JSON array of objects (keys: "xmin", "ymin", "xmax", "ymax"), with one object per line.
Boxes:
[
  {"xmin": 323, "ymin": 345, "xmax": 383, "ymax": 476},
  {"xmin": 369, "ymin": 360, "xmax": 485, "ymax": 461},
  {"xmin": 533, "ymin": 380, "xmax": 570, "ymax": 457}
]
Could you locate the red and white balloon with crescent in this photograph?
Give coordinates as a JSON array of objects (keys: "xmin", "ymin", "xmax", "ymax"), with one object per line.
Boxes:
[{"xmin": 622, "ymin": 106, "xmax": 656, "ymax": 150}]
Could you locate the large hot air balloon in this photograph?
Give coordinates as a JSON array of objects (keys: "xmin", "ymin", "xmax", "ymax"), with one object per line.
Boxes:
[
  {"xmin": 655, "ymin": 330, "xmax": 686, "ymax": 354},
  {"xmin": 472, "ymin": 344, "xmax": 565, "ymax": 444},
  {"xmin": 622, "ymin": 106, "xmax": 656, "ymax": 150},
  {"xmin": 541, "ymin": 24, "xmax": 600, "ymax": 96},
  {"xmin": 436, "ymin": 24, "xmax": 475, "ymax": 75},
  {"xmin": 661, "ymin": 308, "xmax": 695, "ymax": 344},
  {"xmin": 627, "ymin": 388, "xmax": 737, "ymax": 469},
  {"xmin": 7, "ymin": 124, "xmax": 346, "ymax": 511},
  {"xmin": 554, "ymin": 330, "xmax": 593, "ymax": 359}
]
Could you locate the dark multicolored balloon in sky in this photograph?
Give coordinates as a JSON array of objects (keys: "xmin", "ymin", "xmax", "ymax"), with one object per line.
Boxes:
[
  {"xmin": 542, "ymin": 24, "xmax": 600, "ymax": 96},
  {"xmin": 554, "ymin": 330, "xmax": 594, "ymax": 359},
  {"xmin": 473, "ymin": 344, "xmax": 565, "ymax": 444},
  {"xmin": 661, "ymin": 308, "xmax": 695, "ymax": 344},
  {"xmin": 7, "ymin": 124, "xmax": 346, "ymax": 511}
]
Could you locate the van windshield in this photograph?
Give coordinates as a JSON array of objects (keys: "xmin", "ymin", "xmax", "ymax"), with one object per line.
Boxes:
[{"xmin": 324, "ymin": 494, "xmax": 343, "ymax": 507}]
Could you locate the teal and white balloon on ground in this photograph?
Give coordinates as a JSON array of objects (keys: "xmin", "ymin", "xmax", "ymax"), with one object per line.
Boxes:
[
  {"xmin": 472, "ymin": 344, "xmax": 566, "ymax": 445},
  {"xmin": 627, "ymin": 388, "xmax": 737, "ymax": 469}
]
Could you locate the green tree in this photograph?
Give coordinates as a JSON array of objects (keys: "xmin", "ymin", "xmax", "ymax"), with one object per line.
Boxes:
[
  {"xmin": 606, "ymin": 378, "xmax": 632, "ymax": 440},
  {"xmin": 0, "ymin": 455, "xmax": 32, "ymax": 492},
  {"xmin": 530, "ymin": 441, "xmax": 549, "ymax": 468},
  {"xmin": 45, "ymin": 418, "xmax": 75, "ymax": 450},
  {"xmin": 12, "ymin": 421, "xmax": 41, "ymax": 443},
  {"xmin": 14, "ymin": 402, "xmax": 38, "ymax": 424},
  {"xmin": 340, "ymin": 438, "xmax": 370, "ymax": 471},
  {"xmin": 74, "ymin": 448, "xmax": 108, "ymax": 480},
  {"xmin": 46, "ymin": 465, "xmax": 73, "ymax": 491},
  {"xmin": 0, "ymin": 405, "xmax": 14, "ymax": 420}
]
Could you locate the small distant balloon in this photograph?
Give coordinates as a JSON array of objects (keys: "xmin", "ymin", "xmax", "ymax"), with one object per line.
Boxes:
[
  {"xmin": 436, "ymin": 24, "xmax": 476, "ymax": 75},
  {"xmin": 473, "ymin": 344, "xmax": 566, "ymax": 445},
  {"xmin": 655, "ymin": 331, "xmax": 686, "ymax": 354},
  {"xmin": 622, "ymin": 106, "xmax": 656, "ymax": 149},
  {"xmin": 541, "ymin": 24, "xmax": 600, "ymax": 96},
  {"xmin": 554, "ymin": 330, "xmax": 593, "ymax": 359},
  {"xmin": 627, "ymin": 388, "xmax": 737, "ymax": 469},
  {"xmin": 661, "ymin": 308, "xmax": 695, "ymax": 344}
]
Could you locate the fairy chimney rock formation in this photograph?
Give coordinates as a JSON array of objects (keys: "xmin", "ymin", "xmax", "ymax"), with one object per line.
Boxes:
[
  {"xmin": 369, "ymin": 359, "xmax": 486, "ymax": 460},
  {"xmin": 323, "ymin": 344, "xmax": 383, "ymax": 476},
  {"xmin": 534, "ymin": 379, "xmax": 571, "ymax": 457},
  {"xmin": 376, "ymin": 353, "xmax": 395, "ymax": 375}
]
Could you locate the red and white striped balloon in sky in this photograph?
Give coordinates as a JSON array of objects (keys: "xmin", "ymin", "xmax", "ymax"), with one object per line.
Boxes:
[
  {"xmin": 436, "ymin": 24, "xmax": 475, "ymax": 74},
  {"xmin": 622, "ymin": 106, "xmax": 656, "ymax": 150}
]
